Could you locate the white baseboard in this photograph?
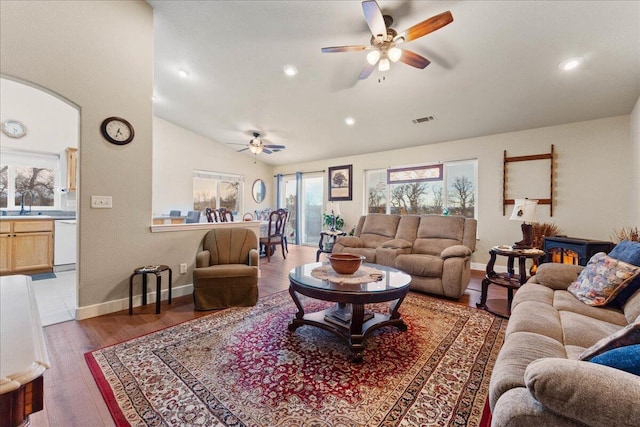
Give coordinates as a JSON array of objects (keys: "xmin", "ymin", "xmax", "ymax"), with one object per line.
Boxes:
[{"xmin": 75, "ymin": 283, "xmax": 194, "ymax": 320}]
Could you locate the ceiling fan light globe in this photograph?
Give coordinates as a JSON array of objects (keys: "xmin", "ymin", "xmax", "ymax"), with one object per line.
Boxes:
[
  {"xmin": 378, "ymin": 58, "xmax": 390, "ymax": 71},
  {"xmin": 249, "ymin": 145, "xmax": 262, "ymax": 154},
  {"xmin": 366, "ymin": 50, "xmax": 381, "ymax": 65},
  {"xmin": 388, "ymin": 47, "xmax": 402, "ymax": 62}
]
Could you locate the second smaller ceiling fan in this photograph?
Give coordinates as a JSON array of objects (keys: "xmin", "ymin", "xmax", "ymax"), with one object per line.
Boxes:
[{"xmin": 232, "ymin": 132, "xmax": 286, "ymax": 155}]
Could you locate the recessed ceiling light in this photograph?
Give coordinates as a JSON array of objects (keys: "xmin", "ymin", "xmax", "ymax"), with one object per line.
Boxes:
[
  {"xmin": 178, "ymin": 68, "xmax": 189, "ymax": 78},
  {"xmin": 345, "ymin": 117, "xmax": 356, "ymax": 126},
  {"xmin": 152, "ymin": 95, "xmax": 156, "ymax": 101},
  {"xmin": 283, "ymin": 65, "xmax": 298, "ymax": 76},
  {"xmin": 559, "ymin": 57, "xmax": 584, "ymax": 71}
]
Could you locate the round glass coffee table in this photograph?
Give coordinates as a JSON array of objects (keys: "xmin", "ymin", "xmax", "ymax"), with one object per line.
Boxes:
[{"xmin": 288, "ymin": 262, "xmax": 411, "ymax": 363}]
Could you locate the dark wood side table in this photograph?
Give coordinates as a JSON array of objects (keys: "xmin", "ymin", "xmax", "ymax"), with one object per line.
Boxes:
[
  {"xmin": 129, "ymin": 265, "xmax": 172, "ymax": 315},
  {"xmin": 316, "ymin": 230, "xmax": 347, "ymax": 261},
  {"xmin": 477, "ymin": 247, "xmax": 545, "ymax": 318}
]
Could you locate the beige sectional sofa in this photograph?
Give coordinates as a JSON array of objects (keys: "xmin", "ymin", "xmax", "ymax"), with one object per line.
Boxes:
[
  {"xmin": 490, "ymin": 262, "xmax": 640, "ymax": 426},
  {"xmin": 332, "ymin": 213, "xmax": 477, "ymax": 299}
]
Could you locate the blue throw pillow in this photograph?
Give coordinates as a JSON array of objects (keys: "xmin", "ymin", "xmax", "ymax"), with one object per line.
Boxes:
[
  {"xmin": 590, "ymin": 344, "xmax": 640, "ymax": 375},
  {"xmin": 609, "ymin": 241, "xmax": 640, "ymax": 307}
]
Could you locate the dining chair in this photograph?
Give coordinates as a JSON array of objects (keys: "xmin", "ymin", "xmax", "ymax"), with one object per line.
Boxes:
[
  {"xmin": 242, "ymin": 212, "xmax": 254, "ymax": 221},
  {"xmin": 217, "ymin": 208, "xmax": 234, "ymax": 222},
  {"xmin": 169, "ymin": 210, "xmax": 181, "ymax": 217},
  {"xmin": 185, "ymin": 210, "xmax": 201, "ymax": 223},
  {"xmin": 276, "ymin": 208, "xmax": 290, "ymax": 253},
  {"xmin": 259, "ymin": 209, "xmax": 287, "ymax": 262},
  {"xmin": 205, "ymin": 207, "xmax": 219, "ymax": 223}
]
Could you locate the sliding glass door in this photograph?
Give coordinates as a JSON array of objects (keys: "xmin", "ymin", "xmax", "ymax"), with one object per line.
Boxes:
[{"xmin": 279, "ymin": 172, "xmax": 324, "ymax": 246}]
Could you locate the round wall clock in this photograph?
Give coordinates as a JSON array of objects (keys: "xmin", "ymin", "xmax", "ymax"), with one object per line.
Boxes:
[
  {"xmin": 100, "ymin": 117, "xmax": 134, "ymax": 145},
  {"xmin": 1, "ymin": 120, "xmax": 27, "ymax": 138}
]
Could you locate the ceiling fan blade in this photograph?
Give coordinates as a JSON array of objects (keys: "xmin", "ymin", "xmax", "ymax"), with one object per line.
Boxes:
[
  {"xmin": 237, "ymin": 148, "xmax": 249, "ymax": 152},
  {"xmin": 362, "ymin": 0, "xmax": 387, "ymax": 39},
  {"xmin": 359, "ymin": 63, "xmax": 376, "ymax": 80},
  {"xmin": 394, "ymin": 11, "xmax": 453, "ymax": 44},
  {"xmin": 399, "ymin": 49, "xmax": 431, "ymax": 69},
  {"xmin": 322, "ymin": 45, "xmax": 369, "ymax": 53},
  {"xmin": 264, "ymin": 144, "xmax": 286, "ymax": 150},
  {"xmin": 262, "ymin": 148, "xmax": 273, "ymax": 154}
]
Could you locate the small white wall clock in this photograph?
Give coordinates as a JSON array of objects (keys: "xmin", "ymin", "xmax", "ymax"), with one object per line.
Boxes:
[
  {"xmin": 1, "ymin": 120, "xmax": 27, "ymax": 138},
  {"xmin": 100, "ymin": 116, "xmax": 134, "ymax": 145}
]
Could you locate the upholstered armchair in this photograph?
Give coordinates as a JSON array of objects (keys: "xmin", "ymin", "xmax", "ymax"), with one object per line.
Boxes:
[{"xmin": 193, "ymin": 228, "xmax": 259, "ymax": 310}]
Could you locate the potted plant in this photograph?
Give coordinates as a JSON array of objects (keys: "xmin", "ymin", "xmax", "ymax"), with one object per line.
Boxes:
[{"xmin": 322, "ymin": 213, "xmax": 344, "ymax": 231}]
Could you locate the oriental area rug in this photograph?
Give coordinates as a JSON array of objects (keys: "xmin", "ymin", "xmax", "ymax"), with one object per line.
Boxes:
[{"xmin": 86, "ymin": 291, "xmax": 506, "ymax": 427}]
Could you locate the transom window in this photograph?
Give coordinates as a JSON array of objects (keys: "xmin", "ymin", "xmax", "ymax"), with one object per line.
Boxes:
[
  {"xmin": 365, "ymin": 160, "xmax": 477, "ymax": 218},
  {"xmin": 193, "ymin": 170, "xmax": 243, "ymax": 214}
]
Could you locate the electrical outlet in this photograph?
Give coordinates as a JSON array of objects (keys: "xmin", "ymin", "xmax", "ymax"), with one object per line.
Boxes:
[
  {"xmin": 180, "ymin": 263, "xmax": 187, "ymax": 274},
  {"xmin": 91, "ymin": 195, "xmax": 112, "ymax": 208}
]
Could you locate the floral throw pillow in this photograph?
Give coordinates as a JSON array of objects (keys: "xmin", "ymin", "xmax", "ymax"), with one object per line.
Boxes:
[{"xmin": 567, "ymin": 252, "xmax": 640, "ymax": 306}]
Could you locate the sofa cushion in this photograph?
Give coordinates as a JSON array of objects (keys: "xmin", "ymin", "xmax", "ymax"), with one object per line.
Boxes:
[
  {"xmin": 532, "ymin": 262, "xmax": 583, "ymax": 290},
  {"xmin": 412, "ymin": 215, "xmax": 466, "ymax": 256},
  {"xmin": 505, "ymin": 300, "xmax": 563, "ymax": 342},
  {"xmin": 623, "ymin": 288, "xmax": 640, "ymax": 324},
  {"xmin": 360, "ymin": 214, "xmax": 400, "ymax": 246},
  {"xmin": 579, "ymin": 318, "xmax": 640, "ymax": 360},
  {"xmin": 395, "ymin": 254, "xmax": 443, "ymax": 277},
  {"xmin": 567, "ymin": 253, "xmax": 640, "ymax": 306},
  {"xmin": 589, "ymin": 344, "xmax": 640, "ymax": 375},
  {"xmin": 395, "ymin": 215, "xmax": 420, "ymax": 242},
  {"xmin": 553, "ymin": 291, "xmax": 628, "ymax": 326},
  {"xmin": 609, "ymin": 240, "xmax": 640, "ymax": 307},
  {"xmin": 560, "ymin": 311, "xmax": 623, "ymax": 348},
  {"xmin": 489, "ymin": 331, "xmax": 566, "ymax": 409},
  {"xmin": 525, "ymin": 358, "xmax": 640, "ymax": 427}
]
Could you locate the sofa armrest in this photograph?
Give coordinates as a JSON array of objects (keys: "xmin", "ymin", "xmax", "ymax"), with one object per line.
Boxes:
[
  {"xmin": 249, "ymin": 248, "xmax": 259, "ymax": 267},
  {"xmin": 381, "ymin": 238, "xmax": 412, "ymax": 250},
  {"xmin": 335, "ymin": 236, "xmax": 364, "ymax": 248},
  {"xmin": 440, "ymin": 244, "xmax": 472, "ymax": 259},
  {"xmin": 529, "ymin": 262, "xmax": 584, "ymax": 290},
  {"xmin": 525, "ymin": 358, "xmax": 640, "ymax": 427},
  {"xmin": 196, "ymin": 250, "xmax": 210, "ymax": 268}
]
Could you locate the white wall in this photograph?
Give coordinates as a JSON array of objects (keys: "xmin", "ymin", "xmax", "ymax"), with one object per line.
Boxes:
[
  {"xmin": 0, "ymin": 77, "xmax": 79, "ymax": 153},
  {"xmin": 274, "ymin": 115, "xmax": 635, "ymax": 265},
  {"xmin": 630, "ymin": 96, "xmax": 640, "ymax": 223},
  {"xmin": 152, "ymin": 117, "xmax": 274, "ymax": 217},
  {"xmin": 1, "ymin": 0, "xmax": 157, "ymax": 312},
  {"xmin": 0, "ymin": 77, "xmax": 79, "ymax": 211}
]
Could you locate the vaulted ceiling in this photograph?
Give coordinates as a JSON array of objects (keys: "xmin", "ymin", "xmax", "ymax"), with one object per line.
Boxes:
[{"xmin": 149, "ymin": 1, "xmax": 640, "ymax": 166}]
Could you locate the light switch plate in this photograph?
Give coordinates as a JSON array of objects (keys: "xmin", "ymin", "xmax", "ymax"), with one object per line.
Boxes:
[{"xmin": 91, "ymin": 195, "xmax": 112, "ymax": 208}]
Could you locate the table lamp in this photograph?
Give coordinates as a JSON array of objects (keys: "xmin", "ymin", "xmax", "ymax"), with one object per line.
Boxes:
[{"xmin": 509, "ymin": 198, "xmax": 538, "ymax": 249}]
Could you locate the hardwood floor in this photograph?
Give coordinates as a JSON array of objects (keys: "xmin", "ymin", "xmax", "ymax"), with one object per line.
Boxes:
[{"xmin": 29, "ymin": 245, "xmax": 504, "ymax": 427}]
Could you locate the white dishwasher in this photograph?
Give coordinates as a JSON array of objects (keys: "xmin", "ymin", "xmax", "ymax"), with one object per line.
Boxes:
[{"xmin": 54, "ymin": 219, "xmax": 77, "ymax": 266}]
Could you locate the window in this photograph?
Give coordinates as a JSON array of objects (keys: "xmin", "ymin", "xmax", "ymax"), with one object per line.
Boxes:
[
  {"xmin": 1, "ymin": 151, "xmax": 59, "ymax": 210},
  {"xmin": 365, "ymin": 159, "xmax": 477, "ymax": 218},
  {"xmin": 193, "ymin": 170, "xmax": 243, "ymax": 214}
]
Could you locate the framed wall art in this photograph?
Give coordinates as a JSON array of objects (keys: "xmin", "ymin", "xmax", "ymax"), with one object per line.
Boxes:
[{"xmin": 328, "ymin": 164, "xmax": 352, "ymax": 201}]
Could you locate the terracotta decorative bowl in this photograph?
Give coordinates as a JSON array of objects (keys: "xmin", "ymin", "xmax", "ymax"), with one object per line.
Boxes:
[{"xmin": 327, "ymin": 253, "xmax": 366, "ymax": 275}]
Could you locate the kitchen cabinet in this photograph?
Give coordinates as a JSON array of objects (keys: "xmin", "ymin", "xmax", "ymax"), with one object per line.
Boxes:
[
  {"xmin": 65, "ymin": 147, "xmax": 78, "ymax": 192},
  {"xmin": 0, "ymin": 219, "xmax": 53, "ymax": 275}
]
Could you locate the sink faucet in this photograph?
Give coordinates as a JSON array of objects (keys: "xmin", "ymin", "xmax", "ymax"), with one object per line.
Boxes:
[{"xmin": 20, "ymin": 190, "xmax": 35, "ymax": 215}]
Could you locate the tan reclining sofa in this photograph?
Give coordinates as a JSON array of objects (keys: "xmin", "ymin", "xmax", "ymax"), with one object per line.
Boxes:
[{"xmin": 332, "ymin": 214, "xmax": 477, "ymax": 299}]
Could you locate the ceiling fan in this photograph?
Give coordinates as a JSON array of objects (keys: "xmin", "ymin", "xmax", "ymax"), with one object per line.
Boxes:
[
  {"xmin": 321, "ymin": 0, "xmax": 453, "ymax": 79},
  {"xmin": 231, "ymin": 132, "xmax": 286, "ymax": 155}
]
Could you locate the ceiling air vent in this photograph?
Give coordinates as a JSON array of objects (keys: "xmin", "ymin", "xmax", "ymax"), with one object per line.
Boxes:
[{"xmin": 412, "ymin": 115, "xmax": 435, "ymax": 124}]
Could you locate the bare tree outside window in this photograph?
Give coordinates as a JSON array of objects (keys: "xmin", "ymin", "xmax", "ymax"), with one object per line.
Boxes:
[
  {"xmin": 0, "ymin": 166, "xmax": 7, "ymax": 208},
  {"xmin": 15, "ymin": 166, "xmax": 54, "ymax": 207},
  {"xmin": 448, "ymin": 176, "xmax": 475, "ymax": 217}
]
